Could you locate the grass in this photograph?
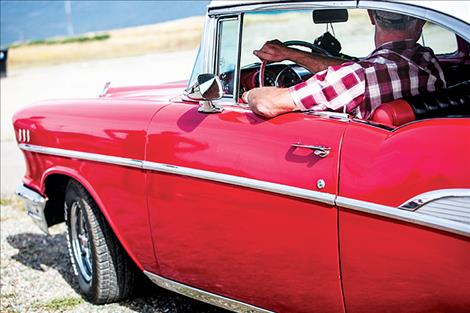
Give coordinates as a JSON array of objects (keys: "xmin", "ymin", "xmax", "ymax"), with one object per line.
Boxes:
[
  {"xmin": 10, "ymin": 34, "xmax": 110, "ymax": 48},
  {"xmin": 0, "ymin": 198, "xmax": 12, "ymax": 206},
  {"xmin": 36, "ymin": 297, "xmax": 84, "ymax": 311},
  {"xmin": 0, "ymin": 196, "xmax": 25, "ymax": 211},
  {"xmin": 7, "ymin": 16, "xmax": 204, "ymax": 69}
]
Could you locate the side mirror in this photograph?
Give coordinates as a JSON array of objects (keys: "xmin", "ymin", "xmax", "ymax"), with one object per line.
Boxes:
[{"xmin": 185, "ymin": 74, "xmax": 224, "ymax": 113}]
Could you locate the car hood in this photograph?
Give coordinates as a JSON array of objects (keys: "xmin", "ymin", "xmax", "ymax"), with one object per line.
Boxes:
[{"xmin": 102, "ymin": 80, "xmax": 188, "ymax": 101}]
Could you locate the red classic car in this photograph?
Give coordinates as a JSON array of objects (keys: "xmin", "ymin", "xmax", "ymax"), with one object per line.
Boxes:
[{"xmin": 14, "ymin": 1, "xmax": 469, "ymax": 312}]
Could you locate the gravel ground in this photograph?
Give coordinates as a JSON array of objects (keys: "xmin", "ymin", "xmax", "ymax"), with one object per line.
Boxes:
[{"xmin": 0, "ymin": 199, "xmax": 228, "ymax": 313}]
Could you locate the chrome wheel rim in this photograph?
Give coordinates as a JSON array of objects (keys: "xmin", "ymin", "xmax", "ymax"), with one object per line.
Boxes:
[{"xmin": 70, "ymin": 201, "xmax": 92, "ymax": 283}]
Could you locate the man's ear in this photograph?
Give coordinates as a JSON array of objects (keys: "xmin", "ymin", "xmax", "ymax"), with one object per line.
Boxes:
[
  {"xmin": 415, "ymin": 19, "xmax": 426, "ymax": 32},
  {"xmin": 367, "ymin": 10, "xmax": 376, "ymax": 25}
]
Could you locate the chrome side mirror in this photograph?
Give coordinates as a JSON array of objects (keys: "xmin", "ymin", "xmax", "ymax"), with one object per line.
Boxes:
[{"xmin": 184, "ymin": 74, "xmax": 224, "ymax": 113}]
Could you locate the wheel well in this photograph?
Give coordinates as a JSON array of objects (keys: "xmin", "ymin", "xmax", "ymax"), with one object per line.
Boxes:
[{"xmin": 44, "ymin": 174, "xmax": 71, "ymax": 227}]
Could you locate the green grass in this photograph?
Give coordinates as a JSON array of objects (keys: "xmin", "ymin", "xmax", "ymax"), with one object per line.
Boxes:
[
  {"xmin": 10, "ymin": 33, "xmax": 110, "ymax": 48},
  {"xmin": 38, "ymin": 297, "xmax": 84, "ymax": 311},
  {"xmin": 0, "ymin": 198, "xmax": 12, "ymax": 206}
]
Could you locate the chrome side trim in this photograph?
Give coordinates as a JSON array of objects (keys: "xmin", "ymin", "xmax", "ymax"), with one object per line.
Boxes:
[
  {"xmin": 16, "ymin": 184, "xmax": 49, "ymax": 234},
  {"xmin": 337, "ymin": 196, "xmax": 470, "ymax": 237},
  {"xmin": 399, "ymin": 189, "xmax": 470, "ymax": 211},
  {"xmin": 142, "ymin": 160, "xmax": 335, "ymax": 205},
  {"xmin": 19, "ymin": 144, "xmax": 470, "ymax": 236},
  {"xmin": 144, "ymin": 271, "xmax": 274, "ymax": 313},
  {"xmin": 18, "ymin": 143, "xmax": 143, "ymax": 169},
  {"xmin": 18, "ymin": 144, "xmax": 335, "ymax": 205},
  {"xmin": 416, "ymin": 197, "xmax": 470, "ymax": 225}
]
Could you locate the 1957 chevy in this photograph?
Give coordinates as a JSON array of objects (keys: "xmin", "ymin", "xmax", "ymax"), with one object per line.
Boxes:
[{"xmin": 14, "ymin": 1, "xmax": 470, "ymax": 312}]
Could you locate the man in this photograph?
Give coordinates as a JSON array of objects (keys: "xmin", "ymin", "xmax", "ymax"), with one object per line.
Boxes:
[{"xmin": 242, "ymin": 10, "xmax": 446, "ymax": 119}]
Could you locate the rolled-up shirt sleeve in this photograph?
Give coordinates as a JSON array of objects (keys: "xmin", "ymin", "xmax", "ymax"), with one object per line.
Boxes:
[{"xmin": 289, "ymin": 62, "xmax": 366, "ymax": 114}]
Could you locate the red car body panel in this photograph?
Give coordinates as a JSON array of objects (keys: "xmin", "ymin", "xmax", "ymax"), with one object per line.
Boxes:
[
  {"xmin": 13, "ymin": 97, "xmax": 172, "ymax": 272},
  {"xmin": 146, "ymin": 101, "xmax": 347, "ymax": 312},
  {"xmin": 13, "ymin": 79, "xmax": 470, "ymax": 312},
  {"xmin": 339, "ymin": 120, "xmax": 470, "ymax": 312}
]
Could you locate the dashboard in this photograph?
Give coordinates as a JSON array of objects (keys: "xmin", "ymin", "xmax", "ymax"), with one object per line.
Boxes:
[{"xmin": 238, "ymin": 63, "xmax": 313, "ymax": 95}]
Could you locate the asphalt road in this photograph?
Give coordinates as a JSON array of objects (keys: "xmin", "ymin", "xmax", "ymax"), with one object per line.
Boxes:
[{"xmin": 0, "ymin": 50, "xmax": 196, "ymax": 196}]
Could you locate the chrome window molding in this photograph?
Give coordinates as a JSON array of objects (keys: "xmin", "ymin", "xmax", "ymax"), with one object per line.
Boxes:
[
  {"xmin": 208, "ymin": 1, "xmax": 357, "ymax": 15},
  {"xmin": 144, "ymin": 271, "xmax": 273, "ymax": 313},
  {"xmin": 337, "ymin": 196, "xmax": 470, "ymax": 237},
  {"xmin": 19, "ymin": 143, "xmax": 470, "ymax": 237},
  {"xmin": 233, "ymin": 12, "xmax": 244, "ymax": 103},
  {"xmin": 214, "ymin": 15, "xmax": 240, "ymax": 101}
]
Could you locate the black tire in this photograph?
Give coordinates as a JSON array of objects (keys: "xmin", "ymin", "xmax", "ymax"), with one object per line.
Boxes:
[{"xmin": 65, "ymin": 180, "xmax": 136, "ymax": 303}]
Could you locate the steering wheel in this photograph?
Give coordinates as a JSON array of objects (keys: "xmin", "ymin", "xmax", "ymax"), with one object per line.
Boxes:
[{"xmin": 258, "ymin": 40, "xmax": 333, "ymax": 88}]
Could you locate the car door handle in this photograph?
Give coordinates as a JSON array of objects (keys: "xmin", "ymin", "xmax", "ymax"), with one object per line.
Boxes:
[{"xmin": 292, "ymin": 144, "xmax": 331, "ymax": 158}]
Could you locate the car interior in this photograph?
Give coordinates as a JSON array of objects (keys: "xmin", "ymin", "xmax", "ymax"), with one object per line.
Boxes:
[{"xmin": 216, "ymin": 8, "xmax": 470, "ymax": 128}]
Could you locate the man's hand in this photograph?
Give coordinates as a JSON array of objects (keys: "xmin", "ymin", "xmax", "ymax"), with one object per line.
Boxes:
[
  {"xmin": 242, "ymin": 87, "xmax": 298, "ymax": 118},
  {"xmin": 253, "ymin": 40, "xmax": 293, "ymax": 62}
]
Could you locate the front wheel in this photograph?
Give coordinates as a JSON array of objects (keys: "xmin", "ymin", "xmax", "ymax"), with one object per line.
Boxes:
[{"xmin": 65, "ymin": 180, "xmax": 136, "ymax": 303}]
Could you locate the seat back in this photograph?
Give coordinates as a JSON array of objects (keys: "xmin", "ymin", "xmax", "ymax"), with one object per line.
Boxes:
[{"xmin": 370, "ymin": 80, "xmax": 470, "ymax": 127}]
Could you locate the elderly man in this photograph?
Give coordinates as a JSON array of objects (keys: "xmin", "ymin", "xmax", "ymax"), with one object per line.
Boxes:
[{"xmin": 242, "ymin": 10, "xmax": 446, "ymax": 119}]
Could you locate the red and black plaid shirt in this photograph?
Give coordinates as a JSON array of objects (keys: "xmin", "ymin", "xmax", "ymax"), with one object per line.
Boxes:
[{"xmin": 289, "ymin": 40, "xmax": 446, "ymax": 119}]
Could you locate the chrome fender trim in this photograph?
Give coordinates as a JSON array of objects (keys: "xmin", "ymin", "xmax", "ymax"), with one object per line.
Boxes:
[
  {"xmin": 144, "ymin": 271, "xmax": 274, "ymax": 313},
  {"xmin": 337, "ymin": 196, "xmax": 470, "ymax": 237},
  {"xmin": 18, "ymin": 144, "xmax": 470, "ymax": 237},
  {"xmin": 141, "ymin": 160, "xmax": 335, "ymax": 205},
  {"xmin": 399, "ymin": 189, "xmax": 470, "ymax": 211},
  {"xmin": 18, "ymin": 143, "xmax": 336, "ymax": 206}
]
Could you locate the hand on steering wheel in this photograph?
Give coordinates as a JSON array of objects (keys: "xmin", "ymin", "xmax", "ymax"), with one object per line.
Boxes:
[{"xmin": 258, "ymin": 40, "xmax": 332, "ymax": 87}]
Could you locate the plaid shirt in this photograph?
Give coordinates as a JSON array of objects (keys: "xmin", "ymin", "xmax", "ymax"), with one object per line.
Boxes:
[{"xmin": 289, "ymin": 40, "xmax": 446, "ymax": 119}]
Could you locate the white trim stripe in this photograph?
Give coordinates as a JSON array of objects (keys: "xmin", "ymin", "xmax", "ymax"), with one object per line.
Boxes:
[
  {"xmin": 18, "ymin": 143, "xmax": 470, "ymax": 237},
  {"xmin": 18, "ymin": 144, "xmax": 335, "ymax": 205}
]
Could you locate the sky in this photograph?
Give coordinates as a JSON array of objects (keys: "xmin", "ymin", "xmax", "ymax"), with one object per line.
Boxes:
[{"xmin": 0, "ymin": 0, "xmax": 210, "ymax": 47}]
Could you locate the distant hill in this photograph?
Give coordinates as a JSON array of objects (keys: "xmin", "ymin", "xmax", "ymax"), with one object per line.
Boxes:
[{"xmin": 0, "ymin": 0, "xmax": 209, "ymax": 47}]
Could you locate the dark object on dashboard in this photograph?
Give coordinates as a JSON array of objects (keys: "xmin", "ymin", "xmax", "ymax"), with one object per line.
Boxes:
[
  {"xmin": 312, "ymin": 9, "xmax": 348, "ymax": 24},
  {"xmin": 314, "ymin": 31, "xmax": 342, "ymax": 56}
]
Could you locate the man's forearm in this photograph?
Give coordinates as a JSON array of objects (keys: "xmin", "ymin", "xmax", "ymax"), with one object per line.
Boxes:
[
  {"xmin": 287, "ymin": 49, "xmax": 345, "ymax": 73},
  {"xmin": 246, "ymin": 87, "xmax": 297, "ymax": 118}
]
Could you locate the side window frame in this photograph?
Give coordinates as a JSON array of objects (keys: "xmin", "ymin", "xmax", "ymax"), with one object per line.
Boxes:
[{"xmin": 214, "ymin": 14, "xmax": 243, "ymax": 103}]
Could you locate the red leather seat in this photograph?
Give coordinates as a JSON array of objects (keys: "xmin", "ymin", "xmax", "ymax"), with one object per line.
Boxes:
[{"xmin": 370, "ymin": 99, "xmax": 416, "ymax": 127}]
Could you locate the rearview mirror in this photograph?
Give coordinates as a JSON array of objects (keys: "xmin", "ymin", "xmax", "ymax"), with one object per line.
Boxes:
[
  {"xmin": 312, "ymin": 9, "xmax": 348, "ymax": 24},
  {"xmin": 184, "ymin": 74, "xmax": 224, "ymax": 113}
]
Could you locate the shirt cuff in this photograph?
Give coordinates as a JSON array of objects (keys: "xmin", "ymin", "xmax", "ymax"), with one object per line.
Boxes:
[{"xmin": 288, "ymin": 86, "xmax": 307, "ymax": 111}]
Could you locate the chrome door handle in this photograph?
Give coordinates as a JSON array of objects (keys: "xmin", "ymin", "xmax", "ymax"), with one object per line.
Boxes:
[{"xmin": 292, "ymin": 144, "xmax": 331, "ymax": 158}]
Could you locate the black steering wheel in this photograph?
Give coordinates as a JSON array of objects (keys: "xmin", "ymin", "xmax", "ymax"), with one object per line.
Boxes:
[{"xmin": 259, "ymin": 40, "xmax": 332, "ymax": 88}]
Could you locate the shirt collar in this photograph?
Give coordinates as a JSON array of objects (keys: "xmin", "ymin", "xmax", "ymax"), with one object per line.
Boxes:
[{"xmin": 370, "ymin": 39, "xmax": 419, "ymax": 55}]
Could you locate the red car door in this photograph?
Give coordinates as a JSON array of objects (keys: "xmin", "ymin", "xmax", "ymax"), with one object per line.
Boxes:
[
  {"xmin": 338, "ymin": 119, "xmax": 470, "ymax": 313},
  {"xmin": 145, "ymin": 102, "xmax": 346, "ymax": 313}
]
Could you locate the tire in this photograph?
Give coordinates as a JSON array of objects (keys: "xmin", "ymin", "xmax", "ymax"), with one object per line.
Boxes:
[{"xmin": 64, "ymin": 180, "xmax": 136, "ymax": 303}]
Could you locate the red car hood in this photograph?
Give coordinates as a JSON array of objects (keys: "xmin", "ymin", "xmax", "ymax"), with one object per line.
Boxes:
[{"xmin": 103, "ymin": 80, "xmax": 188, "ymax": 101}]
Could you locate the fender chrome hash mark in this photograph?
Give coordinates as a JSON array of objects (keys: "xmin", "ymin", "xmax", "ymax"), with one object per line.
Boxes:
[{"xmin": 18, "ymin": 143, "xmax": 470, "ymax": 237}]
